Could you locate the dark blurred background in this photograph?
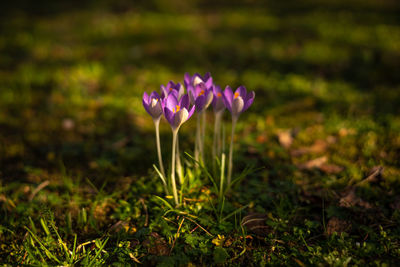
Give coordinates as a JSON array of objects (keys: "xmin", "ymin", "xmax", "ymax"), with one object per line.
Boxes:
[{"xmin": 1, "ymin": 0, "xmax": 399, "ymax": 183}]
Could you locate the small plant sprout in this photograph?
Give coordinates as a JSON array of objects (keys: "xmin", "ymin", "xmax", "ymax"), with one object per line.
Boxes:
[
  {"xmin": 163, "ymin": 93, "xmax": 195, "ymax": 205},
  {"xmin": 223, "ymin": 85, "xmax": 255, "ymax": 187},
  {"xmin": 187, "ymin": 79, "xmax": 213, "ymax": 164},
  {"xmin": 142, "ymin": 91, "xmax": 166, "ymax": 180}
]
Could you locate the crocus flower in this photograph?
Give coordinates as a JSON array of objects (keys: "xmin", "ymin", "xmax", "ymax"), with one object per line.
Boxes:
[
  {"xmin": 163, "ymin": 93, "xmax": 195, "ymax": 206},
  {"xmin": 212, "ymin": 85, "xmax": 226, "ymax": 113},
  {"xmin": 223, "ymin": 86, "xmax": 255, "ymax": 118},
  {"xmin": 142, "ymin": 91, "xmax": 163, "ymax": 120},
  {"xmin": 189, "ymin": 83, "xmax": 214, "ymax": 112},
  {"xmin": 184, "ymin": 72, "xmax": 213, "ymax": 90},
  {"xmin": 142, "ymin": 91, "xmax": 166, "ymax": 184},
  {"xmin": 160, "ymin": 81, "xmax": 185, "ymax": 100},
  {"xmin": 223, "ymin": 85, "xmax": 255, "ymax": 187},
  {"xmin": 163, "ymin": 93, "xmax": 195, "ymax": 131}
]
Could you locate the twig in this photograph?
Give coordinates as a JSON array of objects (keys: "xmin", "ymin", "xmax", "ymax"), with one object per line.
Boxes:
[
  {"xmin": 170, "ymin": 218, "xmax": 185, "ymax": 255},
  {"xmin": 184, "ymin": 216, "xmax": 212, "ymax": 236},
  {"xmin": 190, "ymin": 225, "xmax": 199, "ymax": 233},
  {"xmin": 129, "ymin": 252, "xmax": 142, "ymax": 264},
  {"xmin": 29, "ymin": 180, "xmax": 50, "ymax": 202}
]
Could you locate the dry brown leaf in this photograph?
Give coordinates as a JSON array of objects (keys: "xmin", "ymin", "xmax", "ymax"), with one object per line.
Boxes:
[
  {"xmin": 297, "ymin": 156, "xmax": 327, "ymax": 170},
  {"xmin": 277, "ymin": 130, "xmax": 293, "ymax": 149},
  {"xmin": 241, "ymin": 213, "xmax": 271, "ymax": 237},
  {"xmin": 291, "ymin": 139, "xmax": 328, "ymax": 157},
  {"xmin": 339, "ymin": 188, "xmax": 373, "ymax": 209},
  {"xmin": 296, "ymin": 156, "xmax": 344, "ymax": 174},
  {"xmin": 142, "ymin": 232, "xmax": 169, "ymax": 256},
  {"xmin": 326, "ymin": 217, "xmax": 352, "ymax": 235},
  {"xmin": 319, "ymin": 164, "xmax": 344, "ymax": 174}
]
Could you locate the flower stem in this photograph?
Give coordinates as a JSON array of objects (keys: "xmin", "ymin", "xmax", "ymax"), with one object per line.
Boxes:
[
  {"xmin": 227, "ymin": 117, "xmax": 237, "ymax": 187},
  {"xmin": 200, "ymin": 111, "xmax": 206, "ymax": 164},
  {"xmin": 219, "ymin": 152, "xmax": 226, "ymax": 201},
  {"xmin": 194, "ymin": 112, "xmax": 201, "ymax": 165},
  {"xmin": 154, "ymin": 118, "xmax": 166, "ymax": 179},
  {"xmin": 171, "ymin": 129, "xmax": 179, "ymax": 206},
  {"xmin": 176, "ymin": 133, "xmax": 183, "ymax": 185},
  {"xmin": 212, "ymin": 112, "xmax": 222, "ymax": 162}
]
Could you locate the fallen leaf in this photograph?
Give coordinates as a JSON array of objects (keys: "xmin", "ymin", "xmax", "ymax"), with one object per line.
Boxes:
[
  {"xmin": 339, "ymin": 188, "xmax": 373, "ymax": 209},
  {"xmin": 241, "ymin": 213, "xmax": 271, "ymax": 237},
  {"xmin": 319, "ymin": 164, "xmax": 344, "ymax": 174},
  {"xmin": 297, "ymin": 156, "xmax": 327, "ymax": 170},
  {"xmin": 142, "ymin": 232, "xmax": 169, "ymax": 256},
  {"xmin": 296, "ymin": 156, "xmax": 344, "ymax": 174},
  {"xmin": 326, "ymin": 217, "xmax": 351, "ymax": 235},
  {"xmin": 291, "ymin": 139, "xmax": 328, "ymax": 157},
  {"xmin": 277, "ymin": 130, "xmax": 293, "ymax": 149}
]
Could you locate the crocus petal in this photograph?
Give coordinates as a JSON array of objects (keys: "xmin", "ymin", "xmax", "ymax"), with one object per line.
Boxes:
[
  {"xmin": 243, "ymin": 91, "xmax": 255, "ymax": 111},
  {"xmin": 143, "ymin": 92, "xmax": 150, "ymax": 104},
  {"xmin": 188, "ymin": 85, "xmax": 195, "ymax": 105},
  {"xmin": 188, "ymin": 105, "xmax": 195, "ymax": 119},
  {"xmin": 232, "ymin": 96, "xmax": 244, "ymax": 116},
  {"xmin": 177, "ymin": 83, "xmax": 185, "ymax": 100},
  {"xmin": 150, "ymin": 91, "xmax": 161, "ymax": 100},
  {"xmin": 142, "ymin": 97, "xmax": 152, "ymax": 116},
  {"xmin": 236, "ymin": 86, "xmax": 247, "ymax": 98},
  {"xmin": 184, "ymin": 73, "xmax": 191, "ymax": 87},
  {"xmin": 165, "ymin": 93, "xmax": 178, "ymax": 111},
  {"xmin": 205, "ymin": 77, "xmax": 213, "ymax": 89},
  {"xmin": 179, "ymin": 94, "xmax": 190, "ymax": 109},
  {"xmin": 173, "ymin": 108, "xmax": 189, "ymax": 129},
  {"xmin": 195, "ymin": 83, "xmax": 207, "ymax": 97},
  {"xmin": 164, "ymin": 107, "xmax": 175, "ymax": 125},
  {"xmin": 195, "ymin": 95, "xmax": 206, "ymax": 112},
  {"xmin": 193, "ymin": 76, "xmax": 203, "ymax": 86},
  {"xmin": 222, "ymin": 86, "xmax": 233, "ymax": 112},
  {"xmin": 205, "ymin": 90, "xmax": 213, "ymax": 109}
]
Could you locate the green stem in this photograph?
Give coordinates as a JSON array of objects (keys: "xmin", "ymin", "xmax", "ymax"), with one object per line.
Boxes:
[
  {"xmin": 171, "ymin": 129, "xmax": 179, "ymax": 206},
  {"xmin": 200, "ymin": 111, "xmax": 206, "ymax": 164},
  {"xmin": 227, "ymin": 117, "xmax": 237, "ymax": 187},
  {"xmin": 212, "ymin": 112, "xmax": 222, "ymax": 161},
  {"xmin": 194, "ymin": 112, "xmax": 201, "ymax": 165},
  {"xmin": 154, "ymin": 118, "xmax": 166, "ymax": 179},
  {"xmin": 219, "ymin": 152, "xmax": 226, "ymax": 201},
  {"xmin": 176, "ymin": 133, "xmax": 183, "ymax": 185}
]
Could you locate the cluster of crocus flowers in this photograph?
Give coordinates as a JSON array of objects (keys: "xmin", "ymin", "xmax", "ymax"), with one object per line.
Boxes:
[{"xmin": 143, "ymin": 73, "xmax": 255, "ymax": 206}]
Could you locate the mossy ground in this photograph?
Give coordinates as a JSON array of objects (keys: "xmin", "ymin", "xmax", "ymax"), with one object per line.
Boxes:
[{"xmin": 1, "ymin": 0, "xmax": 400, "ymax": 265}]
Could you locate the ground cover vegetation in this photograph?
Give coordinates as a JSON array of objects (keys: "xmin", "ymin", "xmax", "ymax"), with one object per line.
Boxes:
[{"xmin": 1, "ymin": 0, "xmax": 400, "ymax": 265}]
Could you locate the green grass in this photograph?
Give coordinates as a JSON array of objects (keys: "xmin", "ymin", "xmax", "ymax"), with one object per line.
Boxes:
[{"xmin": 1, "ymin": 0, "xmax": 400, "ymax": 265}]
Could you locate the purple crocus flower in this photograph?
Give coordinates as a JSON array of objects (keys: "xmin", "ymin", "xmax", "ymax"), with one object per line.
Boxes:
[
  {"xmin": 163, "ymin": 93, "xmax": 195, "ymax": 130},
  {"xmin": 184, "ymin": 72, "xmax": 213, "ymax": 90},
  {"xmin": 188, "ymin": 83, "xmax": 213, "ymax": 112},
  {"xmin": 142, "ymin": 91, "xmax": 163, "ymax": 120},
  {"xmin": 212, "ymin": 85, "xmax": 226, "ymax": 113},
  {"xmin": 160, "ymin": 81, "xmax": 185, "ymax": 100},
  {"xmin": 223, "ymin": 85, "xmax": 255, "ymax": 118}
]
